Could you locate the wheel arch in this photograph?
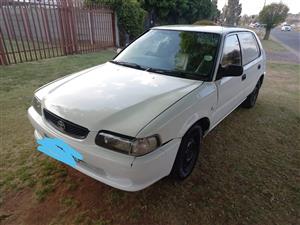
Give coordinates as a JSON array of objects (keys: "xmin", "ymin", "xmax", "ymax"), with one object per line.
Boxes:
[
  {"xmin": 259, "ymin": 74, "xmax": 264, "ymax": 86},
  {"xmin": 196, "ymin": 117, "xmax": 210, "ymax": 135},
  {"xmin": 185, "ymin": 117, "xmax": 210, "ymax": 137}
]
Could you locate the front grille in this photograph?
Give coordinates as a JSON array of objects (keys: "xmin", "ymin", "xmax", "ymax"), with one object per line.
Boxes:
[{"xmin": 43, "ymin": 109, "xmax": 89, "ymax": 139}]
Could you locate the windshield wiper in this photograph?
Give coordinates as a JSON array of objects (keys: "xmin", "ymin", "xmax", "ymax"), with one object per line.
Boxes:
[
  {"xmin": 146, "ymin": 68, "xmax": 206, "ymax": 81},
  {"xmin": 110, "ymin": 61, "xmax": 207, "ymax": 81},
  {"xmin": 109, "ymin": 60, "xmax": 146, "ymax": 70}
]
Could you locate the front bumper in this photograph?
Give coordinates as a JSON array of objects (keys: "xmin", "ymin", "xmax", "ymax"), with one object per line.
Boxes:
[{"xmin": 28, "ymin": 106, "xmax": 181, "ymax": 191}]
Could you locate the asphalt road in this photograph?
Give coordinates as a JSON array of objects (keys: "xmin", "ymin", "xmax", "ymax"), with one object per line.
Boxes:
[{"xmin": 271, "ymin": 28, "xmax": 300, "ymax": 56}]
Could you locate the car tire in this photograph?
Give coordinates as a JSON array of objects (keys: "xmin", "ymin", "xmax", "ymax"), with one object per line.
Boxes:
[
  {"xmin": 171, "ymin": 125, "xmax": 202, "ymax": 180},
  {"xmin": 241, "ymin": 81, "xmax": 261, "ymax": 108}
]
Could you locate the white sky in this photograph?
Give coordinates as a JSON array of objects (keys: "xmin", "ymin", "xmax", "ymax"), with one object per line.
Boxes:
[{"xmin": 217, "ymin": 0, "xmax": 300, "ymax": 15}]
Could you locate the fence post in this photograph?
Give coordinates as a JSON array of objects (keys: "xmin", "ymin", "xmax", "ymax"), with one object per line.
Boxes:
[
  {"xmin": 58, "ymin": 0, "xmax": 68, "ymax": 55},
  {"xmin": 112, "ymin": 11, "xmax": 116, "ymax": 47},
  {"xmin": 69, "ymin": 0, "xmax": 78, "ymax": 54},
  {"xmin": 114, "ymin": 12, "xmax": 120, "ymax": 47},
  {"xmin": 0, "ymin": 29, "xmax": 8, "ymax": 65},
  {"xmin": 88, "ymin": 11, "xmax": 94, "ymax": 46},
  {"xmin": 58, "ymin": 0, "xmax": 78, "ymax": 55}
]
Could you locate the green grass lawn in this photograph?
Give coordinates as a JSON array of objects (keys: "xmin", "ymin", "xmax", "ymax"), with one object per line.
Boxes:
[
  {"xmin": 0, "ymin": 49, "xmax": 300, "ymax": 225},
  {"xmin": 0, "ymin": 50, "xmax": 116, "ymax": 204},
  {"xmin": 261, "ymin": 39, "xmax": 287, "ymax": 52}
]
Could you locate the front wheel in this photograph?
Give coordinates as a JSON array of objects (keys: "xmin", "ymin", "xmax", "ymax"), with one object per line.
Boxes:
[
  {"xmin": 241, "ymin": 81, "xmax": 261, "ymax": 108},
  {"xmin": 171, "ymin": 125, "xmax": 202, "ymax": 180}
]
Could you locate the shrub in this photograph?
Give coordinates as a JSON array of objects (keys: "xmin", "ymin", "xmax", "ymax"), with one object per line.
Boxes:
[
  {"xmin": 86, "ymin": 0, "xmax": 146, "ymax": 45},
  {"xmin": 193, "ymin": 20, "xmax": 216, "ymax": 25},
  {"xmin": 116, "ymin": 1, "xmax": 145, "ymax": 40}
]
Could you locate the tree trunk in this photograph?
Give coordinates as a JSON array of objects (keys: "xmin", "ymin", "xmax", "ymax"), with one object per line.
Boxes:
[{"xmin": 263, "ymin": 28, "xmax": 271, "ymax": 40}]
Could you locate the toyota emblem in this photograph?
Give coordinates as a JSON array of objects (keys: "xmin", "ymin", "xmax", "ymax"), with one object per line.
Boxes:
[{"xmin": 57, "ymin": 120, "xmax": 65, "ymax": 130}]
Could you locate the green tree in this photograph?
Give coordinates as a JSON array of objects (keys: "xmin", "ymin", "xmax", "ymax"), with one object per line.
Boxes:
[
  {"xmin": 259, "ymin": 3, "xmax": 289, "ymax": 40},
  {"xmin": 168, "ymin": 0, "xmax": 189, "ymax": 24},
  {"xmin": 240, "ymin": 14, "xmax": 251, "ymax": 26},
  {"xmin": 139, "ymin": 0, "xmax": 215, "ymax": 24},
  {"xmin": 139, "ymin": 0, "xmax": 176, "ymax": 24},
  {"xmin": 222, "ymin": 0, "xmax": 242, "ymax": 26},
  {"xmin": 186, "ymin": 0, "xmax": 214, "ymax": 23},
  {"xmin": 211, "ymin": 0, "xmax": 220, "ymax": 22}
]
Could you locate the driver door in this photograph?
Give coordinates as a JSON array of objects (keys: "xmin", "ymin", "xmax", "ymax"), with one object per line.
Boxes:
[{"xmin": 212, "ymin": 34, "xmax": 245, "ymax": 125}]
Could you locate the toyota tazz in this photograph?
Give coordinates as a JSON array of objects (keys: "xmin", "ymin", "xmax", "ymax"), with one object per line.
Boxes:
[{"xmin": 28, "ymin": 26, "xmax": 266, "ymax": 191}]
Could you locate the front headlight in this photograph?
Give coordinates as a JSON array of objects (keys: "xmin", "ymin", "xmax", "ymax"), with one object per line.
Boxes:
[
  {"xmin": 95, "ymin": 131, "xmax": 160, "ymax": 156},
  {"xmin": 32, "ymin": 96, "xmax": 42, "ymax": 115}
]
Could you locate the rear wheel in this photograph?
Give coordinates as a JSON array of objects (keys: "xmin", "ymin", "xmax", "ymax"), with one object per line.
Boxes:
[
  {"xmin": 242, "ymin": 81, "xmax": 261, "ymax": 108},
  {"xmin": 171, "ymin": 125, "xmax": 202, "ymax": 180}
]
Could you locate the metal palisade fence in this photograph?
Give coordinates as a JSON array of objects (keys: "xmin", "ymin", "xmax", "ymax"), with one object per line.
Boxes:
[{"xmin": 0, "ymin": 0, "xmax": 117, "ymax": 65}]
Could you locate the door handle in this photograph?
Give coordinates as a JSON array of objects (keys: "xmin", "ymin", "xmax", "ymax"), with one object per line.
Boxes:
[
  {"xmin": 258, "ymin": 64, "xmax": 261, "ymax": 70},
  {"xmin": 242, "ymin": 74, "xmax": 246, "ymax": 81}
]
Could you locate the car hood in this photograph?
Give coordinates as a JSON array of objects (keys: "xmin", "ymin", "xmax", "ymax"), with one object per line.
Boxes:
[{"xmin": 38, "ymin": 62, "xmax": 201, "ymax": 136}]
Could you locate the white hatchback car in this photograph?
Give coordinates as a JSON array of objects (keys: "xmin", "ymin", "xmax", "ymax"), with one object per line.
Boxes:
[
  {"xmin": 28, "ymin": 26, "xmax": 266, "ymax": 191},
  {"xmin": 281, "ymin": 25, "xmax": 292, "ymax": 31}
]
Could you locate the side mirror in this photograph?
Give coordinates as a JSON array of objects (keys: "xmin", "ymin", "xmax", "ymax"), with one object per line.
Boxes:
[
  {"xmin": 116, "ymin": 48, "xmax": 122, "ymax": 54},
  {"xmin": 217, "ymin": 64, "xmax": 243, "ymax": 78}
]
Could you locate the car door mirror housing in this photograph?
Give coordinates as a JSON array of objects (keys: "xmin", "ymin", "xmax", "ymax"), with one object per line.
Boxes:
[
  {"xmin": 116, "ymin": 48, "xmax": 122, "ymax": 54},
  {"xmin": 217, "ymin": 64, "xmax": 244, "ymax": 79}
]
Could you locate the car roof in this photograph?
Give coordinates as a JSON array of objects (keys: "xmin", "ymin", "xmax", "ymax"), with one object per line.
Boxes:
[{"xmin": 152, "ymin": 25, "xmax": 250, "ymax": 35}]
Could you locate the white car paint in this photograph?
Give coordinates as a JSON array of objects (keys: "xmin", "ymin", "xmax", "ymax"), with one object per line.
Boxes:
[
  {"xmin": 41, "ymin": 62, "xmax": 200, "ymax": 136},
  {"xmin": 28, "ymin": 26, "xmax": 266, "ymax": 191},
  {"xmin": 281, "ymin": 25, "xmax": 292, "ymax": 31}
]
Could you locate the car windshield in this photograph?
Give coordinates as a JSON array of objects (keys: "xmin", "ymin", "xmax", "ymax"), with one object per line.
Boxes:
[{"xmin": 112, "ymin": 29, "xmax": 220, "ymax": 81}]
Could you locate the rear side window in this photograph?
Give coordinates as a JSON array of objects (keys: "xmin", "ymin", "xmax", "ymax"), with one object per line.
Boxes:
[
  {"xmin": 221, "ymin": 35, "xmax": 241, "ymax": 66},
  {"xmin": 238, "ymin": 32, "xmax": 260, "ymax": 65}
]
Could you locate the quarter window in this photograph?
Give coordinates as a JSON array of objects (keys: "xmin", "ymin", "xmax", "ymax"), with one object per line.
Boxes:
[
  {"xmin": 221, "ymin": 35, "xmax": 241, "ymax": 66},
  {"xmin": 238, "ymin": 32, "xmax": 260, "ymax": 65}
]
